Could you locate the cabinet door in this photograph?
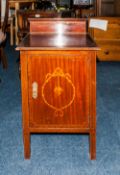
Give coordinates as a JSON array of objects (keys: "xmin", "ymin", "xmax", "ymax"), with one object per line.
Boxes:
[{"xmin": 28, "ymin": 51, "xmax": 91, "ymax": 128}]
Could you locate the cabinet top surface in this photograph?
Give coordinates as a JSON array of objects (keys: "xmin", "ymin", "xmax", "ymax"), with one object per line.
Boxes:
[{"xmin": 16, "ymin": 34, "xmax": 99, "ymax": 51}]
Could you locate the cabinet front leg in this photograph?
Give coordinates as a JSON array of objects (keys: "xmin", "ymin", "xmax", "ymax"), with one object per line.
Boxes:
[
  {"xmin": 23, "ymin": 132, "xmax": 31, "ymax": 159},
  {"xmin": 89, "ymin": 130, "xmax": 96, "ymax": 160}
]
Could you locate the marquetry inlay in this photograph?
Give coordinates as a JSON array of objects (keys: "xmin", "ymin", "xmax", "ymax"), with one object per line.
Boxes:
[{"xmin": 42, "ymin": 67, "xmax": 75, "ymax": 117}]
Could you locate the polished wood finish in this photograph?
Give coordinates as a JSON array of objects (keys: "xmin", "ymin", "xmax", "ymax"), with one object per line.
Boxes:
[
  {"xmin": 89, "ymin": 17, "xmax": 120, "ymax": 61},
  {"xmin": 16, "ymin": 19, "xmax": 99, "ymax": 159},
  {"xmin": 29, "ymin": 18, "xmax": 87, "ymax": 34}
]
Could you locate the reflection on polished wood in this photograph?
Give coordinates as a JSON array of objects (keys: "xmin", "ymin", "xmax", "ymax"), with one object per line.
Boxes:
[
  {"xmin": 16, "ymin": 18, "xmax": 99, "ymax": 160},
  {"xmin": 18, "ymin": 33, "xmax": 97, "ymax": 49}
]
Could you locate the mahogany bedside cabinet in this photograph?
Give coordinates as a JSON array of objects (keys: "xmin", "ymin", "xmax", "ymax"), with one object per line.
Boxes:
[{"xmin": 16, "ymin": 18, "xmax": 99, "ymax": 159}]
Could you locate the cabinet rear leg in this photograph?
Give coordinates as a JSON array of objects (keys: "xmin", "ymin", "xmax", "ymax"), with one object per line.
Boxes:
[{"xmin": 89, "ymin": 130, "xmax": 96, "ymax": 160}]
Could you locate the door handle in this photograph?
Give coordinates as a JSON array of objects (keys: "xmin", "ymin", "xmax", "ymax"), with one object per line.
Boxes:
[{"xmin": 32, "ymin": 82, "xmax": 38, "ymax": 99}]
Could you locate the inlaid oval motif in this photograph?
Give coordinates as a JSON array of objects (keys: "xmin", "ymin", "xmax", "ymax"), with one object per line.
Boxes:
[{"xmin": 42, "ymin": 67, "xmax": 75, "ymax": 117}]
